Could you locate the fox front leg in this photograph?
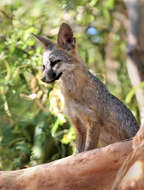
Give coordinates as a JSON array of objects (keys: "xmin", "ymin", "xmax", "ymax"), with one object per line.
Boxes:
[
  {"xmin": 72, "ymin": 118, "xmax": 86, "ymax": 153},
  {"xmin": 84, "ymin": 121, "xmax": 100, "ymax": 151}
]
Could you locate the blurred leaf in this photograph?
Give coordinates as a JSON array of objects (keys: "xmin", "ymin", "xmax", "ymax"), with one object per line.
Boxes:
[{"xmin": 125, "ymin": 82, "xmax": 144, "ymax": 104}]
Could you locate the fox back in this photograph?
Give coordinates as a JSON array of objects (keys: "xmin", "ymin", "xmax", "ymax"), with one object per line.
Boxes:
[{"xmin": 33, "ymin": 23, "xmax": 139, "ymax": 153}]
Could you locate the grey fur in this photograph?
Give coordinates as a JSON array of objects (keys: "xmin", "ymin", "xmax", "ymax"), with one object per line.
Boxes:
[{"xmin": 33, "ymin": 23, "xmax": 139, "ymax": 153}]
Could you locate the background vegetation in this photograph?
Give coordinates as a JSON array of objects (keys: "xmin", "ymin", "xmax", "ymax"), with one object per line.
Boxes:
[{"xmin": 0, "ymin": 0, "xmax": 139, "ymax": 170}]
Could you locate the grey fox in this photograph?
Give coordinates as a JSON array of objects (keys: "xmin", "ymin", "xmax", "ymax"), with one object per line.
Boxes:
[{"xmin": 33, "ymin": 23, "xmax": 139, "ymax": 153}]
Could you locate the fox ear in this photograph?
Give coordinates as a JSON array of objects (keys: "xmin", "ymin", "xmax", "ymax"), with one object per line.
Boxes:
[
  {"xmin": 32, "ymin": 33, "xmax": 54, "ymax": 49},
  {"xmin": 57, "ymin": 23, "xmax": 76, "ymax": 50}
]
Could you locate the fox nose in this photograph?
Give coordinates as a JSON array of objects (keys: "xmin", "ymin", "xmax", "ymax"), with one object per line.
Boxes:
[{"xmin": 48, "ymin": 70, "xmax": 56, "ymax": 79}]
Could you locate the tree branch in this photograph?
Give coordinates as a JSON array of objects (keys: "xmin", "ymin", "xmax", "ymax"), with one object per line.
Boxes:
[
  {"xmin": 112, "ymin": 124, "xmax": 144, "ymax": 190},
  {"xmin": 0, "ymin": 141, "xmax": 132, "ymax": 190}
]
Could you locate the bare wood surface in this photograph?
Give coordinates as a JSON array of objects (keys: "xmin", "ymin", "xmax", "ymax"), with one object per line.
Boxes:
[
  {"xmin": 112, "ymin": 132, "xmax": 144, "ymax": 190},
  {"xmin": 112, "ymin": 144, "xmax": 144, "ymax": 190},
  {"xmin": 0, "ymin": 141, "xmax": 132, "ymax": 190}
]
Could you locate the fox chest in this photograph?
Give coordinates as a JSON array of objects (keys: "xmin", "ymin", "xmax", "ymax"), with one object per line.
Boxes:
[{"xmin": 64, "ymin": 98, "xmax": 96, "ymax": 122}]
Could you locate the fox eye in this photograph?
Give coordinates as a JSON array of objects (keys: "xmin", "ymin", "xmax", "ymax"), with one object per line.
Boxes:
[
  {"xmin": 67, "ymin": 38, "xmax": 72, "ymax": 43},
  {"xmin": 50, "ymin": 59, "xmax": 61, "ymax": 67},
  {"xmin": 42, "ymin": 65, "xmax": 45, "ymax": 70}
]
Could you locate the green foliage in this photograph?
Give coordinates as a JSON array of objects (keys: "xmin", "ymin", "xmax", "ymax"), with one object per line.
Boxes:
[
  {"xmin": 125, "ymin": 82, "xmax": 144, "ymax": 104},
  {"xmin": 0, "ymin": 0, "xmax": 140, "ymax": 170}
]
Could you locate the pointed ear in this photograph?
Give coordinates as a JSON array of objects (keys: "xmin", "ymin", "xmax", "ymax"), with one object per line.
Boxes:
[
  {"xmin": 32, "ymin": 33, "xmax": 54, "ymax": 49},
  {"xmin": 57, "ymin": 23, "xmax": 76, "ymax": 50}
]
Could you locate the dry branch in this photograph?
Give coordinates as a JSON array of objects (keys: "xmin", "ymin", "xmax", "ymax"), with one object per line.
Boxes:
[
  {"xmin": 112, "ymin": 142, "xmax": 144, "ymax": 190},
  {"xmin": 111, "ymin": 123, "xmax": 144, "ymax": 190},
  {"xmin": 0, "ymin": 141, "xmax": 132, "ymax": 190},
  {"xmin": 112, "ymin": 126, "xmax": 144, "ymax": 190}
]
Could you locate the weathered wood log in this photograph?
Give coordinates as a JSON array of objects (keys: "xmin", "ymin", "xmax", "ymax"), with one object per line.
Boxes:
[
  {"xmin": 0, "ymin": 141, "xmax": 132, "ymax": 190},
  {"xmin": 112, "ymin": 142, "xmax": 144, "ymax": 190},
  {"xmin": 111, "ymin": 124, "xmax": 144, "ymax": 190}
]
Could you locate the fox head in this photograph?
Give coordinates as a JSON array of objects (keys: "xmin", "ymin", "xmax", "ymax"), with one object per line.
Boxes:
[{"xmin": 33, "ymin": 23, "xmax": 80, "ymax": 83}]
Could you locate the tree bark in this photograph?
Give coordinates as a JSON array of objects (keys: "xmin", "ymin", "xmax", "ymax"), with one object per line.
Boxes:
[
  {"xmin": 0, "ymin": 141, "xmax": 132, "ymax": 190},
  {"xmin": 112, "ymin": 144, "xmax": 144, "ymax": 190},
  {"xmin": 112, "ymin": 124, "xmax": 144, "ymax": 190},
  {"xmin": 125, "ymin": 0, "xmax": 144, "ymax": 124}
]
